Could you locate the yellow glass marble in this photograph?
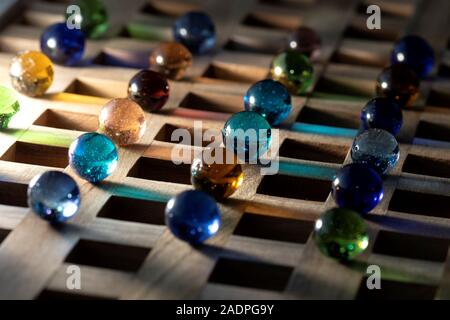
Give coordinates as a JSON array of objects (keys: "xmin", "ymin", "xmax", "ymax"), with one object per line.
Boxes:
[
  {"xmin": 191, "ymin": 148, "xmax": 244, "ymax": 200},
  {"xmin": 98, "ymin": 98, "xmax": 146, "ymax": 146},
  {"xmin": 9, "ymin": 51, "xmax": 54, "ymax": 97},
  {"xmin": 149, "ymin": 42, "xmax": 193, "ymax": 80}
]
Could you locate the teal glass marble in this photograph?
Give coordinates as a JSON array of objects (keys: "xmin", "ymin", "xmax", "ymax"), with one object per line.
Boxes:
[
  {"xmin": 28, "ymin": 171, "xmax": 80, "ymax": 223},
  {"xmin": 314, "ymin": 207, "xmax": 369, "ymax": 260},
  {"xmin": 69, "ymin": 132, "xmax": 118, "ymax": 183},
  {"xmin": 244, "ymin": 79, "xmax": 292, "ymax": 126},
  {"xmin": 351, "ymin": 129, "xmax": 400, "ymax": 175},
  {"xmin": 222, "ymin": 111, "xmax": 272, "ymax": 162}
]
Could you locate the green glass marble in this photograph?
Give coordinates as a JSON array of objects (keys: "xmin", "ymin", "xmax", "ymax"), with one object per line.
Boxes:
[
  {"xmin": 0, "ymin": 86, "xmax": 20, "ymax": 128},
  {"xmin": 67, "ymin": 0, "xmax": 108, "ymax": 39},
  {"xmin": 269, "ymin": 50, "xmax": 313, "ymax": 95},
  {"xmin": 314, "ymin": 208, "xmax": 369, "ymax": 260}
]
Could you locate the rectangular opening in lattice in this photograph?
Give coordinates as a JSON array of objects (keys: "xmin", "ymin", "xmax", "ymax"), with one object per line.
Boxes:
[
  {"xmin": 64, "ymin": 78, "xmax": 125, "ymax": 99},
  {"xmin": 314, "ymin": 76, "xmax": 373, "ymax": 98},
  {"xmin": 426, "ymin": 89, "xmax": 450, "ymax": 108},
  {"xmin": 402, "ymin": 154, "xmax": 450, "ymax": 179},
  {"xmin": 0, "ymin": 228, "xmax": 10, "ymax": 244},
  {"xmin": 241, "ymin": 13, "xmax": 299, "ymax": 30},
  {"xmin": 202, "ymin": 63, "xmax": 267, "ymax": 84},
  {"xmin": 257, "ymin": 174, "xmax": 330, "ymax": 201},
  {"xmin": 65, "ymin": 239, "xmax": 150, "ymax": 272},
  {"xmin": 0, "ymin": 181, "xmax": 28, "ymax": 207},
  {"xmin": 388, "ymin": 189, "xmax": 450, "ymax": 219},
  {"xmin": 140, "ymin": 0, "xmax": 199, "ymax": 17},
  {"xmin": 36, "ymin": 289, "xmax": 111, "ymax": 301},
  {"xmin": 296, "ymin": 106, "xmax": 360, "ymax": 129},
  {"xmin": 97, "ymin": 196, "xmax": 166, "ymax": 225},
  {"xmin": 127, "ymin": 157, "xmax": 191, "ymax": 185},
  {"xmin": 155, "ymin": 123, "xmax": 218, "ymax": 147},
  {"xmin": 356, "ymin": 278, "xmax": 437, "ymax": 300},
  {"xmin": 208, "ymin": 257, "xmax": 293, "ymax": 291},
  {"xmin": 415, "ymin": 121, "xmax": 450, "ymax": 143},
  {"xmin": 34, "ymin": 109, "xmax": 98, "ymax": 132},
  {"xmin": 373, "ymin": 230, "xmax": 450, "ymax": 262},
  {"xmin": 93, "ymin": 50, "xmax": 149, "ymax": 69},
  {"xmin": 279, "ymin": 139, "xmax": 347, "ymax": 164},
  {"xmin": 1, "ymin": 142, "xmax": 68, "ymax": 168},
  {"xmin": 179, "ymin": 92, "xmax": 243, "ymax": 114},
  {"xmin": 223, "ymin": 39, "xmax": 276, "ymax": 55},
  {"xmin": 233, "ymin": 212, "xmax": 313, "ymax": 243}
]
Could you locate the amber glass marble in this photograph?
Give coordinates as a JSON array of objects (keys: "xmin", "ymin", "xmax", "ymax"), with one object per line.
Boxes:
[
  {"xmin": 149, "ymin": 42, "xmax": 193, "ymax": 80},
  {"xmin": 9, "ymin": 51, "xmax": 54, "ymax": 97},
  {"xmin": 376, "ymin": 64, "xmax": 420, "ymax": 108},
  {"xmin": 191, "ymin": 148, "xmax": 244, "ymax": 200},
  {"xmin": 98, "ymin": 98, "xmax": 146, "ymax": 146}
]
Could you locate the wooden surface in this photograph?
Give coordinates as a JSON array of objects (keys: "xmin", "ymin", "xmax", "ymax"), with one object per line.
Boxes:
[{"xmin": 0, "ymin": 0, "xmax": 448, "ymax": 300}]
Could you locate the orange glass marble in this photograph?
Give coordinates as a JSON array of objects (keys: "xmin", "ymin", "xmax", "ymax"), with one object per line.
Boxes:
[
  {"xmin": 9, "ymin": 50, "xmax": 54, "ymax": 97},
  {"xmin": 149, "ymin": 42, "xmax": 193, "ymax": 80},
  {"xmin": 98, "ymin": 98, "xmax": 146, "ymax": 146},
  {"xmin": 191, "ymin": 148, "xmax": 244, "ymax": 200}
]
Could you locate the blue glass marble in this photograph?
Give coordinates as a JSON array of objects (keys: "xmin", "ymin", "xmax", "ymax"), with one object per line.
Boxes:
[
  {"xmin": 173, "ymin": 11, "xmax": 215, "ymax": 55},
  {"xmin": 222, "ymin": 111, "xmax": 272, "ymax": 163},
  {"xmin": 244, "ymin": 79, "xmax": 292, "ymax": 126},
  {"xmin": 28, "ymin": 171, "xmax": 80, "ymax": 223},
  {"xmin": 351, "ymin": 129, "xmax": 400, "ymax": 175},
  {"xmin": 69, "ymin": 132, "xmax": 118, "ymax": 183},
  {"xmin": 361, "ymin": 97, "xmax": 403, "ymax": 136},
  {"xmin": 165, "ymin": 190, "xmax": 221, "ymax": 244},
  {"xmin": 40, "ymin": 22, "xmax": 85, "ymax": 66},
  {"xmin": 332, "ymin": 163, "xmax": 384, "ymax": 215},
  {"xmin": 391, "ymin": 35, "xmax": 434, "ymax": 78}
]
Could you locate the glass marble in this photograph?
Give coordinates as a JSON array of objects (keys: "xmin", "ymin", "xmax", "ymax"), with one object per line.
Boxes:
[
  {"xmin": 28, "ymin": 171, "xmax": 80, "ymax": 223},
  {"xmin": 0, "ymin": 86, "xmax": 20, "ymax": 129},
  {"xmin": 269, "ymin": 50, "xmax": 313, "ymax": 95},
  {"xmin": 66, "ymin": 0, "xmax": 109, "ymax": 39},
  {"xmin": 351, "ymin": 129, "xmax": 400, "ymax": 175},
  {"xmin": 173, "ymin": 11, "xmax": 216, "ymax": 55},
  {"xmin": 165, "ymin": 190, "xmax": 221, "ymax": 244},
  {"xmin": 128, "ymin": 70, "xmax": 169, "ymax": 112},
  {"xmin": 314, "ymin": 207, "xmax": 369, "ymax": 260},
  {"xmin": 244, "ymin": 79, "xmax": 292, "ymax": 126},
  {"xmin": 191, "ymin": 148, "xmax": 244, "ymax": 200},
  {"xmin": 9, "ymin": 51, "xmax": 54, "ymax": 97},
  {"xmin": 40, "ymin": 22, "xmax": 85, "ymax": 66},
  {"xmin": 69, "ymin": 132, "xmax": 118, "ymax": 183},
  {"xmin": 361, "ymin": 97, "xmax": 403, "ymax": 136},
  {"xmin": 332, "ymin": 163, "xmax": 384, "ymax": 215},
  {"xmin": 287, "ymin": 26, "xmax": 321, "ymax": 61},
  {"xmin": 222, "ymin": 111, "xmax": 272, "ymax": 163},
  {"xmin": 391, "ymin": 35, "xmax": 434, "ymax": 78},
  {"xmin": 99, "ymin": 98, "xmax": 146, "ymax": 146},
  {"xmin": 376, "ymin": 64, "xmax": 419, "ymax": 108},
  {"xmin": 149, "ymin": 42, "xmax": 193, "ymax": 80}
]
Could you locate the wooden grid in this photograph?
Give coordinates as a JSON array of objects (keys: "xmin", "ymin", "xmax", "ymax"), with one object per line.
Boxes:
[{"xmin": 0, "ymin": 0, "xmax": 448, "ymax": 300}]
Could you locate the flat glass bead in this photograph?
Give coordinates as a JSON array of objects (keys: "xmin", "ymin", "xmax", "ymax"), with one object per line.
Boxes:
[
  {"xmin": 351, "ymin": 129, "xmax": 400, "ymax": 175},
  {"xmin": 128, "ymin": 70, "xmax": 169, "ymax": 112},
  {"xmin": 173, "ymin": 11, "xmax": 216, "ymax": 55},
  {"xmin": 376, "ymin": 64, "xmax": 419, "ymax": 108},
  {"xmin": 244, "ymin": 79, "xmax": 292, "ymax": 126},
  {"xmin": 222, "ymin": 111, "xmax": 272, "ymax": 163},
  {"xmin": 0, "ymin": 85, "xmax": 20, "ymax": 128},
  {"xmin": 99, "ymin": 98, "xmax": 146, "ymax": 146},
  {"xmin": 149, "ymin": 42, "xmax": 193, "ymax": 80},
  {"xmin": 165, "ymin": 190, "xmax": 221, "ymax": 244},
  {"xmin": 391, "ymin": 35, "xmax": 434, "ymax": 78},
  {"xmin": 66, "ymin": 0, "xmax": 109, "ymax": 39},
  {"xmin": 361, "ymin": 97, "xmax": 403, "ymax": 136},
  {"xmin": 191, "ymin": 148, "xmax": 244, "ymax": 200},
  {"xmin": 332, "ymin": 163, "xmax": 384, "ymax": 214},
  {"xmin": 269, "ymin": 50, "xmax": 313, "ymax": 95},
  {"xmin": 9, "ymin": 50, "xmax": 54, "ymax": 97},
  {"xmin": 40, "ymin": 22, "xmax": 85, "ymax": 66},
  {"xmin": 314, "ymin": 207, "xmax": 369, "ymax": 260},
  {"xmin": 287, "ymin": 26, "xmax": 321, "ymax": 60},
  {"xmin": 28, "ymin": 171, "xmax": 80, "ymax": 223},
  {"xmin": 69, "ymin": 132, "xmax": 118, "ymax": 183}
]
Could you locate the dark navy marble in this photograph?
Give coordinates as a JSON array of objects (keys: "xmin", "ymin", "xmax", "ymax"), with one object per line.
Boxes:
[
  {"xmin": 391, "ymin": 35, "xmax": 434, "ymax": 78},
  {"xmin": 361, "ymin": 97, "xmax": 403, "ymax": 136},
  {"xmin": 165, "ymin": 190, "xmax": 221, "ymax": 244},
  {"xmin": 173, "ymin": 11, "xmax": 215, "ymax": 54},
  {"xmin": 28, "ymin": 171, "xmax": 80, "ymax": 223},
  {"xmin": 332, "ymin": 163, "xmax": 384, "ymax": 215},
  {"xmin": 40, "ymin": 22, "xmax": 85, "ymax": 65},
  {"xmin": 244, "ymin": 79, "xmax": 292, "ymax": 126}
]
